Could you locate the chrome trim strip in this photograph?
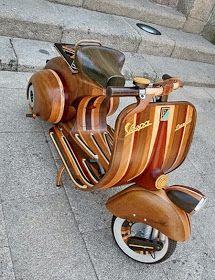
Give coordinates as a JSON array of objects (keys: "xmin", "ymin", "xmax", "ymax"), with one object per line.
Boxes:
[
  {"xmin": 103, "ymin": 132, "xmax": 112, "ymax": 155},
  {"xmin": 50, "ymin": 132, "xmax": 88, "ymax": 189},
  {"xmin": 82, "ymin": 159, "xmax": 98, "ymax": 184},
  {"xmin": 90, "ymin": 133, "xmax": 109, "ymax": 164},
  {"xmin": 193, "ymin": 196, "xmax": 207, "ymax": 213},
  {"xmin": 75, "ymin": 133, "xmax": 98, "ymax": 159},
  {"xmin": 62, "ymin": 136, "xmax": 93, "ymax": 187}
]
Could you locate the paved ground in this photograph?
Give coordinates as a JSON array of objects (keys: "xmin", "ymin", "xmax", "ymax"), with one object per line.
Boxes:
[
  {"xmin": 0, "ymin": 71, "xmax": 215, "ymax": 280},
  {"xmin": 1, "ymin": 35, "xmax": 215, "ymax": 88},
  {"xmin": 0, "ymin": 0, "xmax": 215, "ymax": 65}
]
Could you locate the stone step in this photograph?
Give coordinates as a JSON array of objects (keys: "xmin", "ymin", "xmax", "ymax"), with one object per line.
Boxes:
[
  {"xmin": 48, "ymin": 0, "xmax": 186, "ymax": 29},
  {"xmin": 1, "ymin": 36, "xmax": 215, "ymax": 87},
  {"xmin": 0, "ymin": 0, "xmax": 214, "ymax": 65}
]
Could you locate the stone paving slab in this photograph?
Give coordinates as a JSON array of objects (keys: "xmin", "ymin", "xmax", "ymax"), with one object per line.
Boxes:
[
  {"xmin": 126, "ymin": 18, "xmax": 175, "ymax": 56},
  {"xmin": 0, "ymin": 88, "xmax": 43, "ymax": 133},
  {"xmin": 0, "ymin": 0, "xmax": 214, "ymax": 64},
  {"xmin": 166, "ymin": 27, "xmax": 215, "ymax": 64},
  {"xmin": 0, "ymin": 71, "xmax": 32, "ymax": 89},
  {"xmin": 0, "ymin": 131, "xmax": 64, "ymax": 201},
  {"xmin": 61, "ymin": 0, "xmax": 186, "ymax": 29},
  {"xmin": 143, "ymin": 54, "xmax": 215, "ymax": 87},
  {"xmin": 16, "ymin": 131, "xmax": 55, "ymax": 157},
  {"xmin": 169, "ymin": 158, "xmax": 205, "ymax": 190},
  {"xmin": 191, "ymin": 207, "xmax": 215, "ymax": 279},
  {"xmin": 0, "ymin": 205, "xmax": 15, "ymax": 280},
  {"xmin": 49, "ymin": 0, "xmax": 186, "ymax": 28},
  {"xmin": 0, "ymin": 204, "xmax": 8, "ymax": 247},
  {"xmin": 189, "ymin": 131, "xmax": 215, "ymax": 174},
  {"xmin": 49, "ymin": 0, "xmax": 83, "ymax": 6},
  {"xmin": 63, "ymin": 184, "xmax": 115, "ymax": 233},
  {"xmin": 204, "ymin": 87, "xmax": 215, "ymax": 98},
  {"xmin": 123, "ymin": 52, "xmax": 157, "ymax": 80},
  {"xmin": 1, "ymin": 36, "xmax": 215, "ymax": 87},
  {"xmin": 2, "ymin": 194, "xmax": 97, "ymax": 280},
  {"xmin": 0, "ymin": 247, "xmax": 15, "ymax": 280},
  {"xmin": 161, "ymin": 252, "xmax": 215, "ymax": 280},
  {"xmin": 174, "ymin": 86, "xmax": 215, "ymax": 114},
  {"xmin": 82, "ymin": 225, "xmax": 215, "ymax": 280},
  {"xmin": 63, "ymin": 176, "xmax": 126, "ymax": 233},
  {"xmin": 83, "ymin": 227, "xmax": 168, "ymax": 280},
  {"xmin": 58, "ymin": 4, "xmax": 140, "ymax": 52},
  {"xmin": 169, "ymin": 85, "xmax": 215, "ymax": 176},
  {"xmin": 0, "ymin": 204, "xmax": 15, "ymax": 280},
  {"xmin": 0, "ymin": 36, "xmax": 16, "ymax": 71},
  {"xmin": 40, "ymin": 120, "xmax": 62, "ymax": 160},
  {"xmin": 0, "ymin": 0, "xmax": 62, "ymax": 42},
  {"xmin": 12, "ymin": 38, "xmax": 57, "ymax": 72}
]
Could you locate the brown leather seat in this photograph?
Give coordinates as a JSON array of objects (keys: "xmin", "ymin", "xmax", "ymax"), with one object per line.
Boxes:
[{"xmin": 74, "ymin": 45, "xmax": 125, "ymax": 88}]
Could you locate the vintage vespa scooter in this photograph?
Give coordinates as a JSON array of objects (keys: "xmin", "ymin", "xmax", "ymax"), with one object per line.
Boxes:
[{"xmin": 26, "ymin": 40, "xmax": 206, "ymax": 263}]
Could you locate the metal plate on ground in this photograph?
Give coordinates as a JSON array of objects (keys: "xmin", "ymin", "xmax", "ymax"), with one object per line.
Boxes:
[{"xmin": 136, "ymin": 23, "xmax": 161, "ymax": 35}]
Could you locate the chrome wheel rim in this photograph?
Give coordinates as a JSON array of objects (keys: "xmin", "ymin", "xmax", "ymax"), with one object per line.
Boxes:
[
  {"xmin": 27, "ymin": 84, "xmax": 35, "ymax": 108},
  {"xmin": 113, "ymin": 217, "xmax": 169, "ymax": 263}
]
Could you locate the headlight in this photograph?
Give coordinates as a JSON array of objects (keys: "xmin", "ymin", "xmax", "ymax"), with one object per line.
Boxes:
[{"xmin": 165, "ymin": 185, "xmax": 206, "ymax": 214}]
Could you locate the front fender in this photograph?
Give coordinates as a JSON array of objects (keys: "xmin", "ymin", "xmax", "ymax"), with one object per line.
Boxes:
[{"xmin": 106, "ymin": 185, "xmax": 191, "ymax": 241}]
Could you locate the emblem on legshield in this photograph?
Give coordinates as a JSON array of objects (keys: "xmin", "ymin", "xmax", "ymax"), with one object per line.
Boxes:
[
  {"xmin": 160, "ymin": 107, "xmax": 170, "ymax": 121},
  {"xmin": 125, "ymin": 120, "xmax": 152, "ymax": 137}
]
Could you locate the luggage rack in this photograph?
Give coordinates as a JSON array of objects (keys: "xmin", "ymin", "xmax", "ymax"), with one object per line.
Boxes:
[{"xmin": 54, "ymin": 43, "xmax": 75, "ymax": 66}]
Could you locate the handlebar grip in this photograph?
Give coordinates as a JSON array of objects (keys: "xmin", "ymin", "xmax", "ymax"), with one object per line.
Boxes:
[
  {"xmin": 106, "ymin": 86, "xmax": 139, "ymax": 97},
  {"xmin": 162, "ymin": 74, "xmax": 173, "ymax": 80}
]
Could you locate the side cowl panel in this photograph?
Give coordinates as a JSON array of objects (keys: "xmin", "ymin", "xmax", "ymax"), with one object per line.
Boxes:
[{"xmin": 106, "ymin": 185, "xmax": 191, "ymax": 241}]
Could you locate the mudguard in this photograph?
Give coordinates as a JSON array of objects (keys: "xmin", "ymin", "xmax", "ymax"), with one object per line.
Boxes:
[{"xmin": 106, "ymin": 185, "xmax": 191, "ymax": 241}]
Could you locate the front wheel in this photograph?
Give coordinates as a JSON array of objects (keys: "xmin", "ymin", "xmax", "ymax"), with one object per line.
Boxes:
[{"xmin": 112, "ymin": 216, "xmax": 177, "ymax": 264}]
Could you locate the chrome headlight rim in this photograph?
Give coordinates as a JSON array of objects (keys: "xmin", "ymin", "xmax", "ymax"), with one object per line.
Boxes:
[{"xmin": 191, "ymin": 196, "xmax": 207, "ymax": 215}]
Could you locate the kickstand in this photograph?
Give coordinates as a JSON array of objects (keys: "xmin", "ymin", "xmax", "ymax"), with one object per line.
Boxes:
[{"xmin": 56, "ymin": 164, "xmax": 65, "ymax": 187}]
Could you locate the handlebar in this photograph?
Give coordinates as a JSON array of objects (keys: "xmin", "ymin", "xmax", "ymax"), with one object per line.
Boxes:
[{"xmin": 106, "ymin": 75, "xmax": 183, "ymax": 98}]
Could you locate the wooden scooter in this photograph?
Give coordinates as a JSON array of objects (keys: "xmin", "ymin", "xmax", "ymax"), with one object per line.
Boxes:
[{"xmin": 27, "ymin": 40, "xmax": 206, "ymax": 263}]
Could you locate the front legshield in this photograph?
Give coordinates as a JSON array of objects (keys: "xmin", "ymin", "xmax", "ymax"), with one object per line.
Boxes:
[{"xmin": 106, "ymin": 185, "xmax": 191, "ymax": 242}]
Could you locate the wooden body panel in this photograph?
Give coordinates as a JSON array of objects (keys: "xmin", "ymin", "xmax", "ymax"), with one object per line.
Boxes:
[
  {"xmin": 75, "ymin": 45, "xmax": 125, "ymax": 88},
  {"xmin": 117, "ymin": 101, "xmax": 197, "ymax": 189},
  {"xmin": 28, "ymin": 69, "xmax": 65, "ymax": 123},
  {"xmin": 106, "ymin": 185, "xmax": 191, "ymax": 241},
  {"xmin": 49, "ymin": 96, "xmax": 196, "ymax": 192},
  {"xmin": 45, "ymin": 57, "xmax": 119, "ymax": 121}
]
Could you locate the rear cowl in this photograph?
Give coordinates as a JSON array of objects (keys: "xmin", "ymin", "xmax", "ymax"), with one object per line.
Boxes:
[{"xmin": 26, "ymin": 69, "xmax": 69, "ymax": 123}]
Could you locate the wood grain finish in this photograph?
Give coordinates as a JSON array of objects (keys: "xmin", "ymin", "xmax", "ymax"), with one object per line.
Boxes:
[
  {"xmin": 27, "ymin": 42, "xmax": 203, "ymax": 244},
  {"xmin": 106, "ymin": 185, "xmax": 191, "ymax": 241},
  {"xmin": 49, "ymin": 96, "xmax": 195, "ymax": 192},
  {"xmin": 45, "ymin": 57, "xmax": 120, "ymax": 122},
  {"xmin": 75, "ymin": 45, "xmax": 125, "ymax": 88},
  {"xmin": 27, "ymin": 69, "xmax": 65, "ymax": 123}
]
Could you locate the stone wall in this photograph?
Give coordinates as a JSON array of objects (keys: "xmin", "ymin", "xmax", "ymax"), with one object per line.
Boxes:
[
  {"xmin": 151, "ymin": 0, "xmax": 215, "ymax": 43},
  {"xmin": 178, "ymin": 0, "xmax": 215, "ymax": 34},
  {"xmin": 202, "ymin": 5, "xmax": 215, "ymax": 43},
  {"xmin": 150, "ymin": 0, "xmax": 179, "ymax": 7}
]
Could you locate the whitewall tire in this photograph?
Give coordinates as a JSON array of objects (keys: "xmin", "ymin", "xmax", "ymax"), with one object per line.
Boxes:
[{"xmin": 112, "ymin": 216, "xmax": 177, "ymax": 264}]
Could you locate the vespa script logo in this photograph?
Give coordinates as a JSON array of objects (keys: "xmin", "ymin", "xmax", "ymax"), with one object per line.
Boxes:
[
  {"xmin": 175, "ymin": 119, "xmax": 192, "ymax": 131},
  {"xmin": 125, "ymin": 120, "xmax": 152, "ymax": 137}
]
